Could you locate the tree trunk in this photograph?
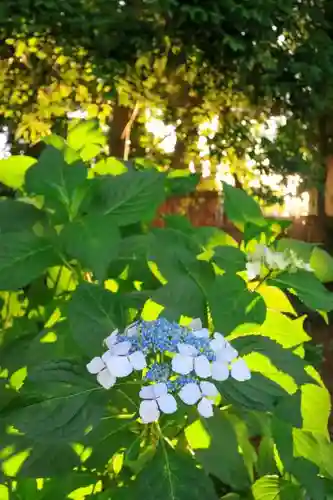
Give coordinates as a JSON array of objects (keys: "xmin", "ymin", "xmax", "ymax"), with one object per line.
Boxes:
[{"xmin": 108, "ymin": 104, "xmax": 133, "ymax": 159}]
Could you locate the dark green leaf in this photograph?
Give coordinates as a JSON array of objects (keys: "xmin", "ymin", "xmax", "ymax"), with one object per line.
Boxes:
[
  {"xmin": 25, "ymin": 146, "xmax": 88, "ymax": 220},
  {"xmin": 217, "ymin": 373, "xmax": 289, "ymax": 411},
  {"xmin": 208, "ymin": 274, "xmax": 266, "ymax": 334},
  {"xmin": 68, "ymin": 282, "xmax": 122, "ymax": 355},
  {"xmin": 223, "ymin": 183, "xmax": 265, "ymax": 227},
  {"xmin": 185, "ymin": 413, "xmax": 251, "ymax": 489},
  {"xmin": 232, "ymin": 336, "xmax": 315, "ymax": 386},
  {"xmin": 90, "ymin": 170, "xmax": 165, "ymax": 225},
  {"xmin": 270, "ymin": 270, "xmax": 333, "ymax": 311},
  {"xmin": 0, "ymin": 231, "xmax": 59, "ymax": 290},
  {"xmin": 125, "ymin": 443, "xmax": 218, "ymax": 500},
  {"xmin": 0, "ymin": 200, "xmax": 43, "ymax": 234},
  {"xmin": 61, "ymin": 213, "xmax": 120, "ymax": 280},
  {"xmin": 212, "ymin": 246, "xmax": 246, "ymax": 273}
]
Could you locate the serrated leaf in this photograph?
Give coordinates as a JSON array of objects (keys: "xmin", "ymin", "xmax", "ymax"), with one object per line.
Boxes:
[
  {"xmin": 0, "ymin": 156, "xmax": 36, "ymax": 189},
  {"xmin": 90, "ymin": 170, "xmax": 165, "ymax": 225},
  {"xmin": 218, "ymin": 373, "xmax": 289, "ymax": 411},
  {"xmin": 0, "ymin": 200, "xmax": 43, "ymax": 234},
  {"xmin": 25, "ymin": 146, "xmax": 88, "ymax": 221},
  {"xmin": 252, "ymin": 475, "xmax": 303, "ymax": 500},
  {"xmin": 232, "ymin": 335, "xmax": 314, "ymax": 386},
  {"xmin": 185, "ymin": 413, "xmax": 251, "ymax": 489},
  {"xmin": 125, "ymin": 443, "xmax": 218, "ymax": 500},
  {"xmin": 92, "ymin": 157, "xmax": 128, "ymax": 176},
  {"xmin": 223, "ymin": 183, "xmax": 265, "ymax": 227},
  {"xmin": 83, "ymin": 418, "xmax": 135, "ymax": 469},
  {"xmin": 258, "ymin": 285, "xmax": 297, "ymax": 315},
  {"xmin": 0, "ymin": 231, "xmax": 59, "ymax": 290},
  {"xmin": 61, "ymin": 213, "xmax": 120, "ymax": 280},
  {"xmin": 212, "ymin": 246, "xmax": 246, "ymax": 273},
  {"xmin": 270, "ymin": 270, "xmax": 333, "ymax": 312},
  {"xmin": 208, "ymin": 274, "xmax": 266, "ymax": 334},
  {"xmin": 68, "ymin": 282, "xmax": 122, "ymax": 355}
]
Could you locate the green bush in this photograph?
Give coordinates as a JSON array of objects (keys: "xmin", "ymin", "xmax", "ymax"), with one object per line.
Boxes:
[{"xmin": 0, "ymin": 123, "xmax": 332, "ymax": 499}]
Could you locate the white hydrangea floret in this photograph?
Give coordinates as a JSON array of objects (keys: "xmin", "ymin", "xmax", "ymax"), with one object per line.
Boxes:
[
  {"xmin": 103, "ymin": 331, "xmax": 146, "ymax": 378},
  {"xmin": 210, "ymin": 333, "xmax": 251, "ymax": 382},
  {"xmin": 172, "ymin": 343, "xmax": 211, "ymax": 378},
  {"xmin": 86, "ymin": 357, "xmax": 116, "ymax": 389},
  {"xmin": 179, "ymin": 381, "xmax": 219, "ymax": 418},
  {"xmin": 139, "ymin": 383, "xmax": 177, "ymax": 423}
]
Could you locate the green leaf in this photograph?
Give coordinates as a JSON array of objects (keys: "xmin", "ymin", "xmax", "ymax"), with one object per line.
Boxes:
[
  {"xmin": 19, "ymin": 445, "xmax": 80, "ymax": 478},
  {"xmin": 270, "ymin": 270, "xmax": 333, "ymax": 312},
  {"xmin": 5, "ymin": 361, "xmax": 106, "ymax": 443},
  {"xmin": 61, "ymin": 213, "xmax": 120, "ymax": 280},
  {"xmin": 231, "ymin": 310, "xmax": 309, "ymax": 348},
  {"xmin": 90, "ymin": 169, "xmax": 165, "ymax": 225},
  {"xmin": 0, "ymin": 231, "xmax": 58, "ymax": 290},
  {"xmin": 185, "ymin": 413, "xmax": 251, "ymax": 489},
  {"xmin": 68, "ymin": 282, "xmax": 122, "ymax": 355},
  {"xmin": 165, "ymin": 171, "xmax": 200, "ymax": 195},
  {"xmin": 232, "ymin": 335, "xmax": 314, "ymax": 386},
  {"xmin": 252, "ymin": 476, "xmax": 303, "ymax": 500},
  {"xmin": 25, "ymin": 146, "xmax": 88, "ymax": 221},
  {"xmin": 310, "ymin": 247, "xmax": 333, "ymax": 283},
  {"xmin": 0, "ymin": 200, "xmax": 43, "ymax": 234},
  {"xmin": 92, "ymin": 157, "xmax": 127, "ymax": 176},
  {"xmin": 83, "ymin": 418, "xmax": 135, "ymax": 469},
  {"xmin": 152, "ymin": 259, "xmax": 214, "ymax": 320},
  {"xmin": 277, "ymin": 238, "xmax": 314, "ymax": 261},
  {"xmin": 208, "ymin": 274, "xmax": 266, "ymax": 334},
  {"xmin": 258, "ymin": 285, "xmax": 297, "ymax": 315},
  {"xmin": 212, "ymin": 246, "xmax": 246, "ymax": 273},
  {"xmin": 257, "ymin": 437, "xmax": 280, "ymax": 476},
  {"xmin": 217, "ymin": 373, "xmax": 289, "ymax": 411},
  {"xmin": 0, "ymin": 156, "xmax": 36, "ymax": 189},
  {"xmin": 125, "ymin": 443, "xmax": 218, "ymax": 500},
  {"xmin": 67, "ymin": 120, "xmax": 106, "ymax": 160},
  {"xmin": 223, "ymin": 182, "xmax": 265, "ymax": 227}
]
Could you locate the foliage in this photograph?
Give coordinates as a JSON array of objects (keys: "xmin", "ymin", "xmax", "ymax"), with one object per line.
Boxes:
[
  {"xmin": 2, "ymin": 0, "xmax": 333, "ymax": 203},
  {"xmin": 0, "ymin": 123, "xmax": 332, "ymax": 499}
]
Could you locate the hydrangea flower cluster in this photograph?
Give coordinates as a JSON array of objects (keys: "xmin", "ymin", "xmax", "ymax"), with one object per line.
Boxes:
[
  {"xmin": 86, "ymin": 318, "xmax": 251, "ymax": 424},
  {"xmin": 246, "ymin": 243, "xmax": 313, "ymax": 281}
]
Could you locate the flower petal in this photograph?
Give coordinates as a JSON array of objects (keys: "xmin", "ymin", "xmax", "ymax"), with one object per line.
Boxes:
[
  {"xmin": 211, "ymin": 361, "xmax": 229, "ymax": 381},
  {"xmin": 210, "ymin": 333, "xmax": 225, "ymax": 352},
  {"xmin": 198, "ymin": 397, "xmax": 214, "ymax": 418},
  {"xmin": 97, "ymin": 368, "xmax": 116, "ymax": 389},
  {"xmin": 189, "ymin": 318, "xmax": 202, "ymax": 330},
  {"xmin": 153, "ymin": 382, "xmax": 168, "ymax": 398},
  {"xmin": 105, "ymin": 331, "xmax": 118, "ymax": 349},
  {"xmin": 193, "ymin": 328, "xmax": 210, "ymax": 339},
  {"xmin": 129, "ymin": 350, "xmax": 146, "ymax": 370},
  {"xmin": 172, "ymin": 354, "xmax": 194, "ymax": 375},
  {"xmin": 105, "ymin": 355, "xmax": 133, "ymax": 378},
  {"xmin": 157, "ymin": 394, "xmax": 177, "ymax": 414},
  {"xmin": 101, "ymin": 350, "xmax": 112, "ymax": 364},
  {"xmin": 200, "ymin": 381, "xmax": 219, "ymax": 398},
  {"xmin": 177, "ymin": 343, "xmax": 198, "ymax": 356},
  {"xmin": 86, "ymin": 356, "xmax": 104, "ymax": 374},
  {"xmin": 194, "ymin": 355, "xmax": 211, "ymax": 378},
  {"xmin": 112, "ymin": 341, "xmax": 132, "ymax": 356},
  {"xmin": 231, "ymin": 359, "xmax": 251, "ymax": 381},
  {"xmin": 139, "ymin": 385, "xmax": 155, "ymax": 399},
  {"xmin": 126, "ymin": 322, "xmax": 139, "ymax": 337},
  {"xmin": 179, "ymin": 383, "xmax": 202, "ymax": 405},
  {"xmin": 246, "ymin": 261, "xmax": 261, "ymax": 281},
  {"xmin": 139, "ymin": 400, "xmax": 160, "ymax": 423},
  {"xmin": 216, "ymin": 343, "xmax": 238, "ymax": 363}
]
